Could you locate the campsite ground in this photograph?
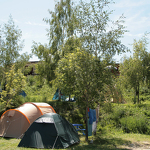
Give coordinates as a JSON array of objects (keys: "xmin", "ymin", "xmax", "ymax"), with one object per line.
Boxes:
[
  {"xmin": 77, "ymin": 133, "xmax": 150, "ymax": 150},
  {"xmin": 1, "ymin": 131, "xmax": 150, "ymax": 150}
]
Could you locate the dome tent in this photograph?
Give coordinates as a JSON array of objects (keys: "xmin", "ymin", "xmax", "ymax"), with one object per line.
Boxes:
[
  {"xmin": 18, "ymin": 113, "xmax": 80, "ymax": 149},
  {"xmin": 0, "ymin": 102, "xmax": 56, "ymax": 138}
]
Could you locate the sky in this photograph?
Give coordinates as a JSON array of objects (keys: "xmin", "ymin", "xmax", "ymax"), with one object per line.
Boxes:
[{"xmin": 0, "ymin": 0, "xmax": 150, "ymax": 63}]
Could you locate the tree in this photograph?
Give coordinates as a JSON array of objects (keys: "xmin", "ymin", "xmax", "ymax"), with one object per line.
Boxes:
[
  {"xmin": 54, "ymin": 47, "xmax": 111, "ymax": 140},
  {"xmin": 75, "ymin": 0, "xmax": 128, "ymax": 60},
  {"xmin": 0, "ymin": 15, "xmax": 30, "ymax": 88},
  {"xmin": 32, "ymin": 0, "xmax": 77, "ymax": 85},
  {"xmin": 31, "ymin": 0, "xmax": 128, "ymax": 140},
  {"xmin": 0, "ymin": 65, "xmax": 26, "ymax": 111},
  {"xmin": 32, "ymin": 43, "xmax": 56, "ymax": 85},
  {"xmin": 119, "ymin": 35, "xmax": 149, "ymax": 104},
  {"xmin": 44, "ymin": 0, "xmax": 76, "ymax": 53},
  {"xmin": 33, "ymin": 0, "xmax": 127, "ymax": 85}
]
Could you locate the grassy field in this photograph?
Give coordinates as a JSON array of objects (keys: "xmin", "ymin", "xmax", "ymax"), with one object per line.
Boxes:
[{"xmin": 1, "ymin": 129, "xmax": 150, "ymax": 150}]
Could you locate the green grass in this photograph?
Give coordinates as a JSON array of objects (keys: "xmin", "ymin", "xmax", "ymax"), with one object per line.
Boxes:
[{"xmin": 1, "ymin": 129, "xmax": 150, "ymax": 150}]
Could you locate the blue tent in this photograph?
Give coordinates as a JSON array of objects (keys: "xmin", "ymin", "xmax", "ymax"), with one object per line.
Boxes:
[
  {"xmin": 52, "ymin": 89, "xmax": 67, "ymax": 100},
  {"xmin": 19, "ymin": 90, "xmax": 27, "ymax": 97}
]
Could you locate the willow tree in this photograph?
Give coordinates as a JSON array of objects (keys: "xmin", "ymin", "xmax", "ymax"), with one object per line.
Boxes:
[{"xmin": 32, "ymin": 0, "xmax": 77, "ymax": 85}]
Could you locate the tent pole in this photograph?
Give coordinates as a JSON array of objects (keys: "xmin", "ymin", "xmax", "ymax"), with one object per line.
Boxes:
[{"xmin": 52, "ymin": 135, "xmax": 59, "ymax": 149}]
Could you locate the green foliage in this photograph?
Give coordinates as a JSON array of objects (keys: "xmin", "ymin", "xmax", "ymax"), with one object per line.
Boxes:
[
  {"xmin": 0, "ymin": 65, "xmax": 26, "ymax": 110},
  {"xmin": 101, "ymin": 102, "xmax": 113, "ymax": 113},
  {"xmin": 24, "ymin": 77, "xmax": 56, "ymax": 103},
  {"xmin": 0, "ymin": 15, "xmax": 30, "ymax": 91},
  {"xmin": 54, "ymin": 47, "xmax": 108, "ymax": 107},
  {"xmin": 24, "ymin": 65, "xmax": 33, "ymax": 76},
  {"xmin": 75, "ymin": 0, "xmax": 128, "ymax": 59},
  {"xmin": 118, "ymin": 34, "xmax": 150, "ymax": 104},
  {"xmin": 0, "ymin": 15, "xmax": 23, "ymax": 68},
  {"xmin": 120, "ymin": 115, "xmax": 148, "ymax": 134},
  {"xmin": 32, "ymin": 0, "xmax": 76, "ymax": 85},
  {"xmin": 44, "ymin": 0, "xmax": 75, "ymax": 52},
  {"xmin": 99, "ymin": 103, "xmax": 150, "ymax": 134},
  {"xmin": 48, "ymin": 100, "xmax": 84, "ymax": 124},
  {"xmin": 31, "ymin": 43, "xmax": 56, "ymax": 86},
  {"xmin": 26, "ymin": 75, "xmax": 36, "ymax": 86},
  {"xmin": 0, "ymin": 15, "xmax": 30, "ymax": 68}
]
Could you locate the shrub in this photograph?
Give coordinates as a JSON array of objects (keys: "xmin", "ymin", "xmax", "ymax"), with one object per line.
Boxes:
[
  {"xmin": 26, "ymin": 75, "xmax": 35, "ymax": 86},
  {"xmin": 120, "ymin": 114, "xmax": 148, "ymax": 134},
  {"xmin": 99, "ymin": 103, "xmax": 150, "ymax": 134},
  {"xmin": 102, "ymin": 102, "xmax": 113, "ymax": 113}
]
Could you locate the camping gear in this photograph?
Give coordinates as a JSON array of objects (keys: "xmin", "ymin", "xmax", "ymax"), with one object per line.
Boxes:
[
  {"xmin": 19, "ymin": 90, "xmax": 27, "ymax": 97},
  {"xmin": 18, "ymin": 113, "xmax": 80, "ymax": 149},
  {"xmin": 0, "ymin": 102, "xmax": 56, "ymax": 138},
  {"xmin": 52, "ymin": 88, "xmax": 76, "ymax": 102},
  {"xmin": 52, "ymin": 88, "xmax": 67, "ymax": 100}
]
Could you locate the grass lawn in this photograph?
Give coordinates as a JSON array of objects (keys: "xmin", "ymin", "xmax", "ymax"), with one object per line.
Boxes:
[{"xmin": 1, "ymin": 129, "xmax": 150, "ymax": 150}]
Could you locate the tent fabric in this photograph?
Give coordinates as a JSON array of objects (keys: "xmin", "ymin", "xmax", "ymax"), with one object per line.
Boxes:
[
  {"xmin": 19, "ymin": 90, "xmax": 27, "ymax": 97},
  {"xmin": 52, "ymin": 88, "xmax": 67, "ymax": 100},
  {"xmin": 18, "ymin": 113, "xmax": 80, "ymax": 149},
  {"xmin": 0, "ymin": 102, "xmax": 56, "ymax": 138}
]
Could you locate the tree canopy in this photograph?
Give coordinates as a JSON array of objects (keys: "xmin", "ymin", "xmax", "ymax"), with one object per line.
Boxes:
[
  {"xmin": 32, "ymin": 0, "xmax": 127, "ymax": 84},
  {"xmin": 0, "ymin": 15, "xmax": 30, "ymax": 88},
  {"xmin": 74, "ymin": 0, "xmax": 128, "ymax": 60},
  {"xmin": 54, "ymin": 47, "xmax": 111, "ymax": 140},
  {"xmin": 119, "ymin": 34, "xmax": 150, "ymax": 104},
  {"xmin": 0, "ymin": 65, "xmax": 26, "ymax": 110},
  {"xmin": 0, "ymin": 15, "xmax": 30, "ymax": 110},
  {"xmin": 31, "ymin": 0, "xmax": 128, "ymax": 140}
]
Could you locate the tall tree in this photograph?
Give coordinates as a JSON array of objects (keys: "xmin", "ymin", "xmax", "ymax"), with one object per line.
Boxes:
[
  {"xmin": 32, "ymin": 0, "xmax": 127, "ymax": 85},
  {"xmin": 0, "ymin": 65, "xmax": 26, "ymax": 111},
  {"xmin": 54, "ymin": 47, "xmax": 111, "ymax": 140},
  {"xmin": 0, "ymin": 15, "xmax": 30, "ymax": 88},
  {"xmin": 32, "ymin": 43, "xmax": 56, "ymax": 85},
  {"xmin": 32, "ymin": 0, "xmax": 77, "ymax": 85},
  {"xmin": 119, "ymin": 35, "xmax": 149, "ymax": 104},
  {"xmin": 44, "ymin": 0, "xmax": 76, "ymax": 53},
  {"xmin": 75, "ymin": 0, "xmax": 128, "ymax": 60}
]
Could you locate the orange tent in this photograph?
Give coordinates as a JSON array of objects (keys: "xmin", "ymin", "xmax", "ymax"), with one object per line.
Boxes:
[{"xmin": 0, "ymin": 102, "xmax": 56, "ymax": 138}]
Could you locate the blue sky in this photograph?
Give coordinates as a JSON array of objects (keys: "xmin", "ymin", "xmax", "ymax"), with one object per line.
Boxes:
[{"xmin": 0, "ymin": 0, "xmax": 150, "ymax": 62}]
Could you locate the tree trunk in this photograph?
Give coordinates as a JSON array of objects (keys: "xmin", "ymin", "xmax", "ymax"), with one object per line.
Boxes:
[
  {"xmin": 58, "ymin": 89, "xmax": 61, "ymax": 101},
  {"xmin": 137, "ymin": 82, "xmax": 140, "ymax": 104},
  {"xmin": 85, "ymin": 105, "xmax": 88, "ymax": 141},
  {"xmin": 134, "ymin": 89, "xmax": 136, "ymax": 104},
  {"xmin": 85, "ymin": 95, "xmax": 89, "ymax": 141}
]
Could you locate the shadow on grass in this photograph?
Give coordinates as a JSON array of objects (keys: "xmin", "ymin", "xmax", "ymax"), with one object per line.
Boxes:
[
  {"xmin": 70, "ymin": 135, "xmax": 132, "ymax": 150},
  {"xmin": 0, "ymin": 137, "xmax": 13, "ymax": 140}
]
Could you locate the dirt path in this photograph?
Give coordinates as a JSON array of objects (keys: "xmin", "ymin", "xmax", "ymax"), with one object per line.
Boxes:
[{"xmin": 118, "ymin": 141, "xmax": 150, "ymax": 150}]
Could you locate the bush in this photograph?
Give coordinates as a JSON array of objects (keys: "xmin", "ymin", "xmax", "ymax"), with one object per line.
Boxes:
[
  {"xmin": 120, "ymin": 114, "xmax": 148, "ymax": 134},
  {"xmin": 98, "ymin": 103, "xmax": 150, "ymax": 134},
  {"xmin": 26, "ymin": 75, "xmax": 35, "ymax": 86},
  {"xmin": 48, "ymin": 101, "xmax": 84, "ymax": 124},
  {"xmin": 102, "ymin": 102, "xmax": 113, "ymax": 113}
]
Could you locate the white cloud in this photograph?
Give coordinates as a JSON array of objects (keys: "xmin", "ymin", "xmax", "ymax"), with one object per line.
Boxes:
[
  {"xmin": 0, "ymin": 19, "xmax": 7, "ymax": 22},
  {"xmin": 22, "ymin": 32, "xmax": 47, "ymax": 40},
  {"xmin": 14, "ymin": 19, "xmax": 21, "ymax": 23},
  {"xmin": 124, "ymin": 15, "xmax": 150, "ymax": 32},
  {"xmin": 125, "ymin": 32, "xmax": 144, "ymax": 38},
  {"xmin": 114, "ymin": 0, "xmax": 150, "ymax": 8},
  {"xmin": 25, "ymin": 21, "xmax": 48, "ymax": 27}
]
